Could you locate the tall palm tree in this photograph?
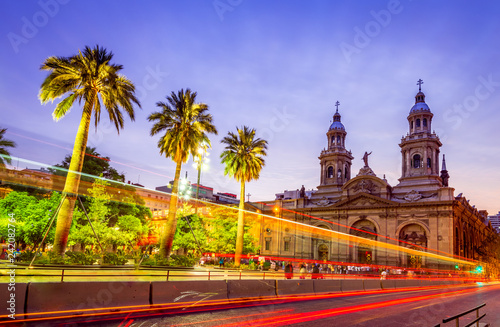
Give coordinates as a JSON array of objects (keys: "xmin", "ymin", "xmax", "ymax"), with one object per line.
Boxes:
[
  {"xmin": 220, "ymin": 126, "xmax": 268, "ymax": 266},
  {"xmin": 39, "ymin": 45, "xmax": 140, "ymax": 256},
  {"xmin": 0, "ymin": 128, "xmax": 16, "ymax": 167},
  {"xmin": 148, "ymin": 89, "xmax": 217, "ymax": 258}
]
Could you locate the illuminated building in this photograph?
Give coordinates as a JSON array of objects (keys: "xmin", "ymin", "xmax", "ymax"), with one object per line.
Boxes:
[{"xmin": 255, "ymin": 81, "xmax": 499, "ymax": 270}]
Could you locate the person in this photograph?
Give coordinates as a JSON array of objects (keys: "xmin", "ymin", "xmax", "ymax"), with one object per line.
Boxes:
[
  {"xmin": 380, "ymin": 269, "xmax": 387, "ymax": 280},
  {"xmin": 219, "ymin": 257, "xmax": 224, "ymax": 268},
  {"xmin": 312, "ymin": 263, "xmax": 320, "ymax": 279},
  {"xmin": 299, "ymin": 264, "xmax": 306, "ymax": 279},
  {"xmin": 285, "ymin": 262, "xmax": 294, "ymax": 279}
]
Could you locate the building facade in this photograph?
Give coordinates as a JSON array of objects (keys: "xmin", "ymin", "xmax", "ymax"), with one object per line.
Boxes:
[{"xmin": 255, "ymin": 82, "xmax": 499, "ymax": 272}]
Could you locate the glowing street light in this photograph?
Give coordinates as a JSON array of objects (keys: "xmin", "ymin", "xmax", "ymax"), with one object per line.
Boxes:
[{"xmin": 193, "ymin": 142, "xmax": 209, "ymax": 214}]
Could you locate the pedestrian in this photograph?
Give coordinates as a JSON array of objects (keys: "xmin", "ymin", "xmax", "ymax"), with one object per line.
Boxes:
[
  {"xmin": 285, "ymin": 262, "xmax": 294, "ymax": 279},
  {"xmin": 219, "ymin": 257, "xmax": 224, "ymax": 268},
  {"xmin": 299, "ymin": 263, "xmax": 306, "ymax": 279},
  {"xmin": 380, "ymin": 270, "xmax": 387, "ymax": 280},
  {"xmin": 312, "ymin": 263, "xmax": 320, "ymax": 279}
]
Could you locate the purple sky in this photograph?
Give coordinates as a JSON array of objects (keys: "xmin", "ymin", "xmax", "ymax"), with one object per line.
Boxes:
[{"xmin": 1, "ymin": 1, "xmax": 499, "ymax": 214}]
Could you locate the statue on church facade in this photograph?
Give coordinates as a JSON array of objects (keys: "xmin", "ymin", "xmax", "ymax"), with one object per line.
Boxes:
[{"xmin": 363, "ymin": 151, "xmax": 372, "ymax": 167}]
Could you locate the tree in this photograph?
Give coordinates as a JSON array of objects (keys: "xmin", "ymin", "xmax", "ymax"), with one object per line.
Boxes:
[
  {"xmin": 39, "ymin": 45, "xmax": 140, "ymax": 256},
  {"xmin": 172, "ymin": 204, "xmax": 208, "ymax": 255},
  {"xmin": 0, "ymin": 128, "xmax": 16, "ymax": 168},
  {"xmin": 148, "ymin": 89, "xmax": 217, "ymax": 258},
  {"xmin": 220, "ymin": 126, "xmax": 267, "ymax": 266},
  {"xmin": 0, "ymin": 191, "xmax": 62, "ymax": 249},
  {"xmin": 69, "ymin": 178, "xmax": 148, "ymax": 253},
  {"xmin": 205, "ymin": 206, "xmax": 259, "ymax": 256},
  {"xmin": 50, "ymin": 146, "xmax": 125, "ymax": 182}
]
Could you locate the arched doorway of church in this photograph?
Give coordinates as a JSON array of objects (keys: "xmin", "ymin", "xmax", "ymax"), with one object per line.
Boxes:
[
  {"xmin": 318, "ymin": 243, "xmax": 329, "ymax": 261},
  {"xmin": 357, "ymin": 243, "xmax": 372, "ymax": 264},
  {"xmin": 399, "ymin": 224, "xmax": 428, "ymax": 268},
  {"xmin": 350, "ymin": 219, "xmax": 377, "ymax": 264}
]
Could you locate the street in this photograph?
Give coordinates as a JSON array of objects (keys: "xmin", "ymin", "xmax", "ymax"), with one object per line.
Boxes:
[{"xmin": 14, "ymin": 282, "xmax": 500, "ymax": 326}]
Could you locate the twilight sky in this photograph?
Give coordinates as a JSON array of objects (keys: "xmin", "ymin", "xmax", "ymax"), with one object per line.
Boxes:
[{"xmin": 1, "ymin": 1, "xmax": 499, "ymax": 214}]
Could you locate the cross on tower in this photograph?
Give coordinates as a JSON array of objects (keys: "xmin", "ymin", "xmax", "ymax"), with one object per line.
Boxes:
[
  {"xmin": 335, "ymin": 101, "xmax": 340, "ymax": 112},
  {"xmin": 417, "ymin": 79, "xmax": 424, "ymax": 92}
]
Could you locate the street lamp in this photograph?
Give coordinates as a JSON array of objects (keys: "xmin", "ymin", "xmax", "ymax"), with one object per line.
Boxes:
[
  {"xmin": 178, "ymin": 173, "xmax": 191, "ymax": 201},
  {"xmin": 193, "ymin": 143, "xmax": 209, "ymax": 214}
]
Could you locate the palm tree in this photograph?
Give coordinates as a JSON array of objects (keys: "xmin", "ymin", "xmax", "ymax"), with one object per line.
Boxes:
[
  {"xmin": 0, "ymin": 128, "xmax": 16, "ymax": 167},
  {"xmin": 39, "ymin": 45, "xmax": 140, "ymax": 256},
  {"xmin": 148, "ymin": 89, "xmax": 217, "ymax": 258},
  {"xmin": 220, "ymin": 126, "xmax": 268, "ymax": 266}
]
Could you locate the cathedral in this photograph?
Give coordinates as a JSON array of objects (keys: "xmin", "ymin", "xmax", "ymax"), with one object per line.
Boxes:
[{"xmin": 254, "ymin": 81, "xmax": 499, "ymax": 273}]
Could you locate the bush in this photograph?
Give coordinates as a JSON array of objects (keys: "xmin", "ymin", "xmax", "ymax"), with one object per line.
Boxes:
[
  {"xmin": 65, "ymin": 250, "xmax": 96, "ymax": 265},
  {"xmin": 169, "ymin": 254, "xmax": 199, "ymax": 267},
  {"xmin": 102, "ymin": 252, "xmax": 128, "ymax": 265},
  {"xmin": 138, "ymin": 254, "xmax": 199, "ymax": 267},
  {"xmin": 17, "ymin": 250, "xmax": 35, "ymax": 262}
]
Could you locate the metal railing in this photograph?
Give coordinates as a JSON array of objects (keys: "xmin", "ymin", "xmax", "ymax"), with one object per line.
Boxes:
[{"xmin": 438, "ymin": 303, "xmax": 487, "ymax": 327}]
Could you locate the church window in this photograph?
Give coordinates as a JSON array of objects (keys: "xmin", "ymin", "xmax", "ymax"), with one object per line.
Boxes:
[
  {"xmin": 337, "ymin": 135, "xmax": 341, "ymax": 144},
  {"xmin": 410, "ymin": 121, "xmax": 413, "ymax": 130},
  {"xmin": 416, "ymin": 119, "xmax": 421, "ymax": 127},
  {"xmin": 344, "ymin": 166, "xmax": 349, "ymax": 179},
  {"xmin": 427, "ymin": 158, "xmax": 431, "ymax": 168},
  {"xmin": 423, "ymin": 118, "xmax": 427, "ymax": 127},
  {"xmin": 331, "ymin": 136, "xmax": 335, "ymax": 145},
  {"xmin": 337, "ymin": 169, "xmax": 342, "ymax": 178},
  {"xmin": 327, "ymin": 166, "xmax": 334, "ymax": 178},
  {"xmin": 413, "ymin": 154, "xmax": 421, "ymax": 168},
  {"xmin": 284, "ymin": 237, "xmax": 291, "ymax": 251},
  {"xmin": 265, "ymin": 238, "xmax": 271, "ymax": 251}
]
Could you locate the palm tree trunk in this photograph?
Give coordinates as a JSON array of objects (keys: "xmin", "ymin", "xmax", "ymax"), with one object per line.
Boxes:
[
  {"xmin": 235, "ymin": 181, "xmax": 245, "ymax": 266},
  {"xmin": 159, "ymin": 160, "xmax": 182, "ymax": 258},
  {"xmin": 53, "ymin": 109, "xmax": 92, "ymax": 256}
]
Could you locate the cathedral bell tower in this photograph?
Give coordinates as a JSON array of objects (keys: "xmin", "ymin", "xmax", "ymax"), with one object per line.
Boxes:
[
  {"xmin": 318, "ymin": 101, "xmax": 353, "ymax": 188},
  {"xmin": 398, "ymin": 80, "xmax": 442, "ymax": 187}
]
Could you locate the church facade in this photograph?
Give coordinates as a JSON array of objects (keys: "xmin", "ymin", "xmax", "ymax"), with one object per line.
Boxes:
[{"xmin": 254, "ymin": 81, "xmax": 499, "ymax": 273}]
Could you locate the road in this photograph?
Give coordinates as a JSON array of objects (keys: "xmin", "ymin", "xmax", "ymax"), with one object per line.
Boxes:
[{"xmin": 13, "ymin": 283, "xmax": 500, "ymax": 327}]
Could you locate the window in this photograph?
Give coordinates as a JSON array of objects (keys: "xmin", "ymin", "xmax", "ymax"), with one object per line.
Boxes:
[
  {"xmin": 427, "ymin": 158, "xmax": 431, "ymax": 168},
  {"xmin": 416, "ymin": 119, "xmax": 421, "ymax": 127},
  {"xmin": 423, "ymin": 118, "xmax": 427, "ymax": 127},
  {"xmin": 337, "ymin": 135, "xmax": 341, "ymax": 144},
  {"xmin": 284, "ymin": 237, "xmax": 291, "ymax": 251},
  {"xmin": 265, "ymin": 238, "xmax": 271, "ymax": 251},
  {"xmin": 410, "ymin": 121, "xmax": 413, "ymax": 130},
  {"xmin": 413, "ymin": 154, "xmax": 421, "ymax": 168},
  {"xmin": 337, "ymin": 169, "xmax": 342, "ymax": 178},
  {"xmin": 344, "ymin": 166, "xmax": 349, "ymax": 179},
  {"xmin": 331, "ymin": 136, "xmax": 335, "ymax": 145},
  {"xmin": 327, "ymin": 166, "xmax": 334, "ymax": 178}
]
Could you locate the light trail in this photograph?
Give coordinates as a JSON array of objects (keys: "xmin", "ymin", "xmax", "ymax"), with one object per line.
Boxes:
[
  {"xmin": 217, "ymin": 285, "xmax": 497, "ymax": 326},
  {"xmin": 0, "ymin": 283, "xmax": 487, "ymax": 325}
]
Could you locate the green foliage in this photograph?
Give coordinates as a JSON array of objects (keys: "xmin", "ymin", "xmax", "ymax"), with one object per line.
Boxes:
[
  {"xmin": 0, "ymin": 127, "xmax": 16, "ymax": 167},
  {"xmin": 0, "ymin": 191, "xmax": 62, "ymax": 247},
  {"xmin": 49, "ymin": 147, "xmax": 126, "ymax": 183},
  {"xmin": 102, "ymin": 251, "xmax": 128, "ymax": 265},
  {"xmin": 17, "ymin": 250, "xmax": 35, "ymax": 262},
  {"xmin": 65, "ymin": 250, "xmax": 96, "ymax": 265},
  {"xmin": 205, "ymin": 206, "xmax": 259, "ymax": 255},
  {"xmin": 172, "ymin": 205, "xmax": 208, "ymax": 254},
  {"xmin": 68, "ymin": 178, "xmax": 149, "ymax": 251},
  {"xmin": 140, "ymin": 253, "xmax": 199, "ymax": 267}
]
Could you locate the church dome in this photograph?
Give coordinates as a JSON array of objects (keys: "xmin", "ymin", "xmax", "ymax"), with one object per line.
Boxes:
[
  {"xmin": 329, "ymin": 120, "xmax": 345, "ymax": 131},
  {"xmin": 410, "ymin": 90, "xmax": 431, "ymax": 114},
  {"xmin": 410, "ymin": 101, "xmax": 431, "ymax": 113},
  {"xmin": 329, "ymin": 107, "xmax": 345, "ymax": 131}
]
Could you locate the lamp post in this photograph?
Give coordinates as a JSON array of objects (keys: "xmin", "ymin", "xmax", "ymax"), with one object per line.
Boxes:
[{"xmin": 193, "ymin": 143, "xmax": 209, "ymax": 214}]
